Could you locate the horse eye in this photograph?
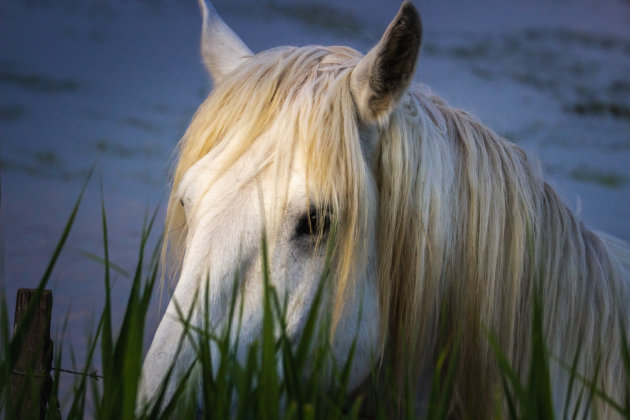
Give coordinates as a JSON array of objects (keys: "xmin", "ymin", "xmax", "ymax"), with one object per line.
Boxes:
[
  {"xmin": 179, "ymin": 199, "xmax": 185, "ymax": 208},
  {"xmin": 295, "ymin": 208, "xmax": 331, "ymax": 237}
]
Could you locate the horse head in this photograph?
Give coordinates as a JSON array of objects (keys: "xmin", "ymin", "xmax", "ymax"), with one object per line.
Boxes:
[{"xmin": 139, "ymin": 0, "xmax": 422, "ymax": 408}]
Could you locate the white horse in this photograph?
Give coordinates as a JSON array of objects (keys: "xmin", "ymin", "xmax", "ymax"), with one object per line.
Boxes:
[{"xmin": 140, "ymin": 1, "xmax": 630, "ymax": 417}]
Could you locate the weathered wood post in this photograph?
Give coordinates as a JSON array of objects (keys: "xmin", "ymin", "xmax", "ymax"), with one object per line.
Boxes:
[{"xmin": 11, "ymin": 288, "xmax": 54, "ymax": 420}]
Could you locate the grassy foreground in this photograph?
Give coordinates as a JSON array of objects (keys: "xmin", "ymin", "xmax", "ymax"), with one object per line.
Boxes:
[{"xmin": 1, "ymin": 188, "xmax": 628, "ymax": 419}]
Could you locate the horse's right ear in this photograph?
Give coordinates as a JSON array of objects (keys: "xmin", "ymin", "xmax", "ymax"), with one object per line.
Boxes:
[
  {"xmin": 198, "ymin": 0, "xmax": 252, "ymax": 84},
  {"xmin": 350, "ymin": 2, "xmax": 422, "ymax": 124}
]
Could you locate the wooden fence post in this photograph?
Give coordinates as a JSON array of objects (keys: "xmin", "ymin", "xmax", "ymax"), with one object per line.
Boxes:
[{"xmin": 11, "ymin": 288, "xmax": 55, "ymax": 420}]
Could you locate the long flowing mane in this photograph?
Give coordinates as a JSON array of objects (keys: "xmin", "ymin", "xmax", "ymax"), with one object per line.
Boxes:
[
  {"xmin": 164, "ymin": 45, "xmax": 630, "ymax": 416},
  {"xmin": 384, "ymin": 87, "xmax": 630, "ymax": 415}
]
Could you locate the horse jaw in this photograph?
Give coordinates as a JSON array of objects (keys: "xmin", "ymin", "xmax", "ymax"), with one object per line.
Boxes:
[{"xmin": 198, "ymin": 0, "xmax": 252, "ymax": 83}]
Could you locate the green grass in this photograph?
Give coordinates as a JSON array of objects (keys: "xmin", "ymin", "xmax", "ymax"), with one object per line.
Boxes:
[{"xmin": 1, "ymin": 183, "xmax": 629, "ymax": 419}]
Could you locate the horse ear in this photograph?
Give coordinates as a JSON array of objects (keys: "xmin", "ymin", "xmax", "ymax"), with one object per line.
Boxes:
[
  {"xmin": 350, "ymin": 2, "xmax": 422, "ymax": 124},
  {"xmin": 198, "ymin": 0, "xmax": 253, "ymax": 83}
]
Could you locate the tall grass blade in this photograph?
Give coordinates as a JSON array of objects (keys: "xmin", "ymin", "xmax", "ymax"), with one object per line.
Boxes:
[
  {"xmin": 98, "ymin": 183, "xmax": 115, "ymax": 418},
  {"xmin": 259, "ymin": 231, "xmax": 279, "ymax": 420},
  {"xmin": 560, "ymin": 333, "xmax": 584, "ymax": 420},
  {"xmin": 76, "ymin": 250, "xmax": 130, "ymax": 278},
  {"xmin": 526, "ymin": 287, "xmax": 554, "ymax": 420},
  {"xmin": 618, "ymin": 316, "xmax": 630, "ymax": 418}
]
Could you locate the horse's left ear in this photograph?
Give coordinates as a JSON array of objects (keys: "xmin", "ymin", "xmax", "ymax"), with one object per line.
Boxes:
[
  {"xmin": 199, "ymin": 0, "xmax": 253, "ymax": 84},
  {"xmin": 350, "ymin": 2, "xmax": 422, "ymax": 124}
]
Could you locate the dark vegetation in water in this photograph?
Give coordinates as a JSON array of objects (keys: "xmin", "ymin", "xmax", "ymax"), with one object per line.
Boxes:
[
  {"xmin": 0, "ymin": 104, "xmax": 25, "ymax": 122},
  {"xmin": 568, "ymin": 101, "xmax": 630, "ymax": 120},
  {"xmin": 267, "ymin": 2, "xmax": 363, "ymax": 35},
  {"xmin": 0, "ymin": 150, "xmax": 89, "ymax": 181},
  {"xmin": 569, "ymin": 165, "xmax": 628, "ymax": 188},
  {"xmin": 423, "ymin": 28, "xmax": 630, "ymax": 124},
  {"xmin": 0, "ymin": 71, "xmax": 80, "ymax": 93}
]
